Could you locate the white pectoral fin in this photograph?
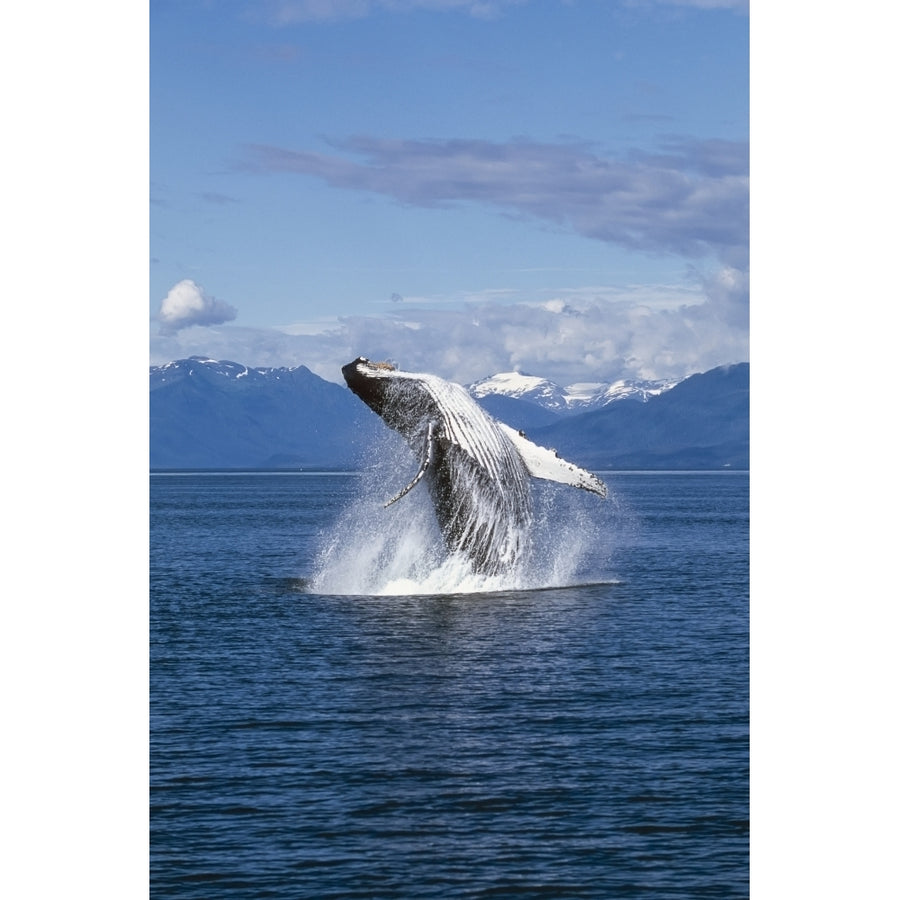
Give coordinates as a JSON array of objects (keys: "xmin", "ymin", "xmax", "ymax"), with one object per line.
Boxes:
[
  {"xmin": 499, "ymin": 423, "xmax": 608, "ymax": 499},
  {"xmin": 384, "ymin": 421, "xmax": 436, "ymax": 508}
]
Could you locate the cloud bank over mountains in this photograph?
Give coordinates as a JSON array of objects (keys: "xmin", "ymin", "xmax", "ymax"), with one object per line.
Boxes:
[{"xmin": 151, "ymin": 273, "xmax": 747, "ymax": 387}]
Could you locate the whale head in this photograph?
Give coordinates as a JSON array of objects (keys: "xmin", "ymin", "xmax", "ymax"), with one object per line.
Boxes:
[
  {"xmin": 342, "ymin": 357, "xmax": 431, "ymax": 437},
  {"xmin": 341, "ymin": 356, "xmax": 397, "ymax": 402}
]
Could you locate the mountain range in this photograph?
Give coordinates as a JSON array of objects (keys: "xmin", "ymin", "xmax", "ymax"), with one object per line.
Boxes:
[
  {"xmin": 470, "ymin": 371, "xmax": 679, "ymax": 409},
  {"xmin": 150, "ymin": 357, "xmax": 748, "ymax": 470},
  {"xmin": 467, "ymin": 371, "xmax": 680, "ymax": 432}
]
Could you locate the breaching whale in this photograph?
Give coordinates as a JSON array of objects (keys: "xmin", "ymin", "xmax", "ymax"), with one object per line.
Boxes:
[{"xmin": 342, "ymin": 357, "xmax": 607, "ymax": 576}]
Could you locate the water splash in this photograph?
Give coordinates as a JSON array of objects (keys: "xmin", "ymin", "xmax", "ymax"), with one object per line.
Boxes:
[{"xmin": 309, "ymin": 435, "xmax": 626, "ymax": 596}]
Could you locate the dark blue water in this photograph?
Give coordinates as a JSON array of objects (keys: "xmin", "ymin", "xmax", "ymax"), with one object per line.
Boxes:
[{"xmin": 150, "ymin": 472, "xmax": 748, "ymax": 898}]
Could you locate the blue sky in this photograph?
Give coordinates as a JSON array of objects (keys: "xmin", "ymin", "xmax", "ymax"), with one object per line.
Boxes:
[{"xmin": 150, "ymin": 0, "xmax": 749, "ymax": 384}]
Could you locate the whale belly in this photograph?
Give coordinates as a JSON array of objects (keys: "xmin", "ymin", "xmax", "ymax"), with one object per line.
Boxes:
[{"xmin": 427, "ymin": 440, "xmax": 533, "ymax": 576}]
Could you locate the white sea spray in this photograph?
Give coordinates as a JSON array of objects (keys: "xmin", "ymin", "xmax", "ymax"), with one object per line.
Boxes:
[{"xmin": 309, "ymin": 432, "xmax": 624, "ymax": 596}]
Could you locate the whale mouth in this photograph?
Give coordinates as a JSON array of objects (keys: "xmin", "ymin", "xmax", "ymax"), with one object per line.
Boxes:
[
  {"xmin": 353, "ymin": 357, "xmax": 397, "ymax": 373},
  {"xmin": 342, "ymin": 357, "xmax": 399, "ymax": 389}
]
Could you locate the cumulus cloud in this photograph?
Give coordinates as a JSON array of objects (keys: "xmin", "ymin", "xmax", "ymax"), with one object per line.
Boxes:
[
  {"xmin": 248, "ymin": 136, "xmax": 748, "ymax": 270},
  {"xmin": 150, "ymin": 271, "xmax": 747, "ymax": 387},
  {"xmin": 157, "ymin": 279, "xmax": 238, "ymax": 335}
]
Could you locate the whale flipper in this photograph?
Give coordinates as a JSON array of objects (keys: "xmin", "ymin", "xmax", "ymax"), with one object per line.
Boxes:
[
  {"xmin": 499, "ymin": 423, "xmax": 608, "ymax": 498},
  {"xmin": 384, "ymin": 420, "xmax": 436, "ymax": 508}
]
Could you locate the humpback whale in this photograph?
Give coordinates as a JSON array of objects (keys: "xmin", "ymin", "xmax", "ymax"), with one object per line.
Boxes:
[{"xmin": 342, "ymin": 357, "xmax": 607, "ymax": 576}]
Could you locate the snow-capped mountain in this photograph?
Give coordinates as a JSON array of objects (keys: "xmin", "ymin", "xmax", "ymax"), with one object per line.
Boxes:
[
  {"xmin": 468, "ymin": 371, "xmax": 680, "ymax": 413},
  {"xmin": 151, "ymin": 356, "xmax": 307, "ymax": 387},
  {"xmin": 150, "ymin": 357, "xmax": 748, "ymax": 470},
  {"xmin": 468, "ymin": 373, "xmax": 570, "ymax": 409}
]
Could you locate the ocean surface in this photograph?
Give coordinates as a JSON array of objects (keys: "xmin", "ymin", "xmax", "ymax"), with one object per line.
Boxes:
[{"xmin": 150, "ymin": 470, "xmax": 748, "ymax": 898}]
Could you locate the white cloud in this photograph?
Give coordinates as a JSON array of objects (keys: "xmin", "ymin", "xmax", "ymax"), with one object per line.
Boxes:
[
  {"xmin": 150, "ymin": 270, "xmax": 747, "ymax": 386},
  {"xmin": 157, "ymin": 279, "xmax": 238, "ymax": 335}
]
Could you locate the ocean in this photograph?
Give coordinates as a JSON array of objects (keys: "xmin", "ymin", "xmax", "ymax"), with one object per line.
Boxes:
[{"xmin": 150, "ymin": 469, "xmax": 748, "ymax": 898}]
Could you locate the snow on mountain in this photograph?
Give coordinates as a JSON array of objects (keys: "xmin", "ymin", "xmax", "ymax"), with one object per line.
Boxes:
[
  {"xmin": 468, "ymin": 371, "xmax": 680, "ymax": 413},
  {"xmin": 150, "ymin": 355, "xmax": 310, "ymax": 387},
  {"xmin": 468, "ymin": 372, "xmax": 570, "ymax": 410}
]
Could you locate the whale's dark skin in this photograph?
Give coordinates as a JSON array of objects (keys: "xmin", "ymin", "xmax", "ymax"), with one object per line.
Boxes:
[{"xmin": 342, "ymin": 357, "xmax": 606, "ymax": 576}]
